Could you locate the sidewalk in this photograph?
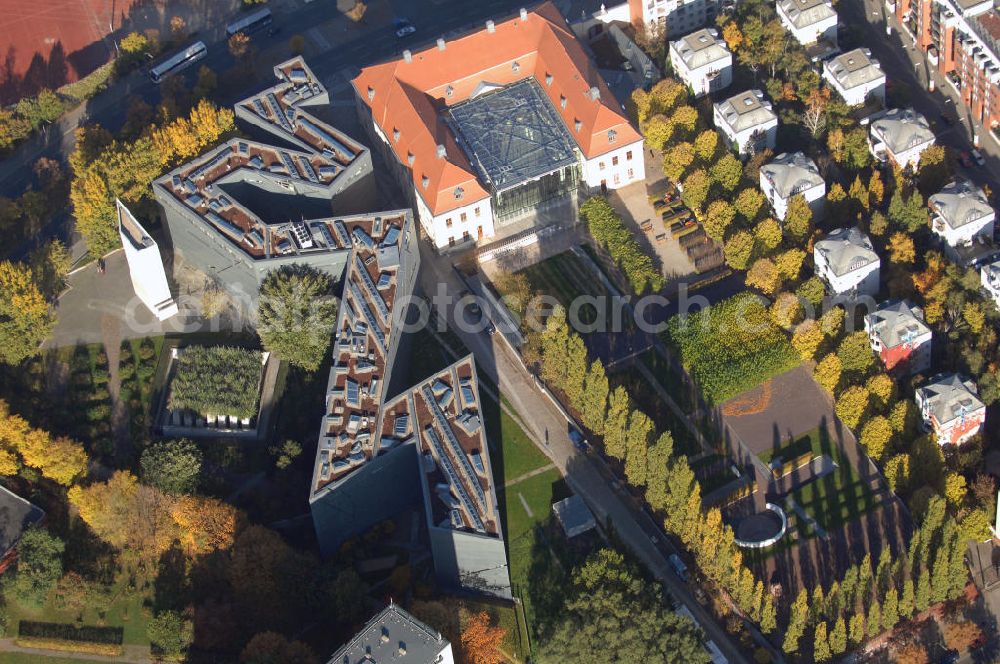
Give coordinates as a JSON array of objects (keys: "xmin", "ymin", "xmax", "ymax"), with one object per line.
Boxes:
[{"xmin": 0, "ymin": 639, "xmax": 152, "ymax": 663}]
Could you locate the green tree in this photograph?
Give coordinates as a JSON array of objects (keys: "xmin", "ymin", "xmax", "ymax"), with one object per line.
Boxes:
[
  {"xmin": 866, "ymin": 600, "xmax": 882, "ymax": 638},
  {"xmin": 693, "ymin": 130, "xmax": 719, "ymax": 161},
  {"xmin": 837, "ymin": 331, "xmax": 875, "ymax": 375},
  {"xmin": 724, "ymin": 230, "xmax": 755, "ymax": 270},
  {"xmin": 0, "ymin": 261, "xmax": 55, "ymax": 364},
  {"xmin": 884, "ymin": 453, "xmax": 911, "ymax": 493},
  {"xmin": 644, "ymin": 115, "xmax": 675, "ymax": 152},
  {"xmin": 140, "ymin": 439, "xmax": 202, "ymax": 494},
  {"xmin": 795, "ymin": 276, "xmax": 826, "ymax": 308},
  {"xmin": 835, "ymin": 386, "xmax": 871, "ymax": 429},
  {"xmin": 539, "ymin": 549, "xmax": 709, "ymax": 663},
  {"xmin": 624, "ymin": 410, "xmax": 654, "ymax": 487},
  {"xmin": 240, "ymin": 631, "xmax": 316, "ymax": 664},
  {"xmin": 147, "ymin": 610, "xmax": 194, "ymax": 659},
  {"xmin": 899, "ymin": 578, "xmax": 915, "ymax": 619},
  {"xmin": 257, "ymin": 265, "xmax": 339, "ymax": 371},
  {"xmin": 944, "ymin": 472, "xmax": 967, "ymax": 509},
  {"xmin": 754, "ymin": 218, "xmax": 783, "ymax": 253},
  {"xmin": 681, "ymin": 169, "xmax": 711, "ymax": 214},
  {"xmin": 710, "ymin": 153, "xmax": 743, "ymax": 192},
  {"xmin": 662, "ymin": 141, "xmax": 694, "ymax": 181},
  {"xmin": 860, "ymin": 416, "xmax": 893, "ymax": 462},
  {"xmin": 703, "ymin": 200, "xmax": 736, "ymax": 242},
  {"xmin": 645, "ymin": 432, "xmax": 674, "ymax": 510},
  {"xmin": 829, "ymin": 616, "xmax": 847, "ymax": 654},
  {"xmin": 783, "ymin": 589, "xmax": 809, "ymax": 653},
  {"xmin": 734, "ymin": 187, "xmax": 765, "ymax": 221},
  {"xmin": 792, "ymin": 320, "xmax": 824, "ymax": 360},
  {"xmin": 563, "ymin": 333, "xmax": 589, "ymax": 408},
  {"xmin": 760, "ymin": 596, "xmax": 777, "ymax": 634},
  {"xmin": 915, "ymin": 566, "xmax": 931, "ymax": 612},
  {"xmin": 814, "ymin": 622, "xmax": 832, "ymax": 662},
  {"xmin": 848, "ymin": 612, "xmax": 865, "ymax": 646},
  {"xmin": 784, "ymin": 194, "xmax": 813, "ymax": 243},
  {"xmin": 10, "ymin": 527, "xmax": 64, "ymax": 608},
  {"xmin": 604, "ymin": 387, "xmax": 630, "ymax": 460},
  {"xmin": 580, "ymin": 360, "xmax": 610, "ymax": 436},
  {"xmin": 814, "ymin": 353, "xmax": 842, "ymax": 393},
  {"xmin": 883, "ymin": 587, "xmax": 899, "ymax": 631}
]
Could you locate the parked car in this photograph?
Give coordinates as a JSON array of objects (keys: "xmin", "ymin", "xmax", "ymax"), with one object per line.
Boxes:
[
  {"xmin": 972, "ymin": 149, "xmax": 986, "ymax": 166},
  {"xmin": 670, "ymin": 219, "xmax": 699, "ymax": 237},
  {"xmin": 394, "ymin": 19, "xmax": 416, "ymax": 38},
  {"xmin": 939, "ymin": 113, "xmax": 955, "ymax": 127},
  {"xmin": 569, "ymin": 429, "xmax": 589, "ymax": 452},
  {"xmin": 959, "ymin": 151, "xmax": 974, "ymax": 168},
  {"xmin": 669, "ymin": 554, "xmax": 688, "ymax": 582}
]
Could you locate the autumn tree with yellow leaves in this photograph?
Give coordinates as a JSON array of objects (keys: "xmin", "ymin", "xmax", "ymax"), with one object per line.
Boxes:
[
  {"xmin": 0, "ymin": 400, "xmax": 86, "ymax": 484},
  {"xmin": 0, "ymin": 261, "xmax": 55, "ymax": 365}
]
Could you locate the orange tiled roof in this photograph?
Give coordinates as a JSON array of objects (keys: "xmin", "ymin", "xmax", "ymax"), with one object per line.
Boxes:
[{"xmin": 353, "ymin": 2, "xmax": 641, "ymax": 216}]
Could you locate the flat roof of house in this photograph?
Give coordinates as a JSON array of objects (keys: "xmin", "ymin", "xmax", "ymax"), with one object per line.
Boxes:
[
  {"xmin": 0, "ymin": 484, "xmax": 44, "ymax": 554},
  {"xmin": 760, "ymin": 152, "xmax": 824, "ymax": 199},
  {"xmin": 825, "ymin": 48, "xmax": 884, "ymax": 89},
  {"xmin": 930, "ymin": 179, "xmax": 995, "ymax": 230},
  {"xmin": 815, "ymin": 227, "xmax": 879, "ymax": 276},
  {"xmin": 866, "ymin": 300, "xmax": 930, "ymax": 349},
  {"xmin": 553, "ymin": 495, "xmax": 597, "ymax": 538},
  {"xmin": 870, "ymin": 108, "xmax": 935, "ymax": 155},
  {"xmin": 327, "ymin": 603, "xmax": 450, "ymax": 664},
  {"xmin": 917, "ymin": 373, "xmax": 985, "ymax": 426},
  {"xmin": 352, "ymin": 2, "xmax": 641, "ymax": 217},
  {"xmin": 714, "ymin": 89, "xmax": 777, "ymax": 133},
  {"xmin": 445, "ymin": 78, "xmax": 579, "ymax": 192},
  {"xmin": 153, "ymin": 57, "xmax": 368, "ymax": 262},
  {"xmin": 672, "ymin": 28, "xmax": 731, "ymax": 69},
  {"xmin": 778, "ymin": 0, "xmax": 837, "ymax": 28}
]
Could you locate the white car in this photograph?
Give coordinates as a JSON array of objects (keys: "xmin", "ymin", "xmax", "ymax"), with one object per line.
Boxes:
[
  {"xmin": 395, "ymin": 24, "xmax": 416, "ymax": 38},
  {"xmin": 972, "ymin": 149, "xmax": 986, "ymax": 166}
]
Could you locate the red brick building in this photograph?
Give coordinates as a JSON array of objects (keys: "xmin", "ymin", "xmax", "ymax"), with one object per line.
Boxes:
[{"xmin": 892, "ymin": 0, "xmax": 1000, "ymax": 128}]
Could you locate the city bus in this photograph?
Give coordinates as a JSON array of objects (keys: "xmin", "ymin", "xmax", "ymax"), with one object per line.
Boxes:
[
  {"xmin": 149, "ymin": 41, "xmax": 207, "ymax": 84},
  {"xmin": 226, "ymin": 7, "xmax": 273, "ymax": 37}
]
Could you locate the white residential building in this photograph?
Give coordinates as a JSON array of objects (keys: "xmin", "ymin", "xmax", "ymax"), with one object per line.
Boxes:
[
  {"xmin": 864, "ymin": 300, "xmax": 932, "ymax": 374},
  {"xmin": 982, "ymin": 258, "xmax": 1000, "ymax": 306},
  {"xmin": 759, "ymin": 152, "xmax": 825, "ymax": 221},
  {"xmin": 823, "ymin": 48, "xmax": 886, "ymax": 106},
  {"xmin": 868, "ymin": 108, "xmax": 935, "ymax": 169},
  {"xmin": 777, "ymin": 0, "xmax": 838, "ymax": 46},
  {"xmin": 915, "ymin": 374, "xmax": 986, "ymax": 446},
  {"xmin": 713, "ymin": 90, "xmax": 778, "ymax": 155},
  {"xmin": 814, "ymin": 227, "xmax": 881, "ymax": 297},
  {"xmin": 929, "ymin": 179, "xmax": 996, "ymax": 261},
  {"xmin": 116, "ymin": 200, "xmax": 178, "ymax": 321},
  {"xmin": 670, "ymin": 28, "xmax": 732, "ymax": 97},
  {"xmin": 327, "ymin": 603, "xmax": 455, "ymax": 664},
  {"xmin": 628, "ymin": 0, "xmax": 720, "ymax": 39}
]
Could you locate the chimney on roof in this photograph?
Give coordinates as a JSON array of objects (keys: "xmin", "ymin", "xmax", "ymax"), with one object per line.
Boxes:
[
  {"xmin": 520, "ymin": 7, "xmax": 528, "ymax": 21},
  {"xmin": 367, "ymin": 86, "xmax": 375, "ymax": 101},
  {"xmin": 437, "ymin": 38, "xmax": 446, "ymax": 51},
  {"xmin": 486, "ymin": 19, "xmax": 495, "ymax": 32},
  {"xmin": 403, "ymin": 49, "xmax": 412, "ymax": 63},
  {"xmin": 436, "ymin": 144, "xmax": 447, "ymax": 159}
]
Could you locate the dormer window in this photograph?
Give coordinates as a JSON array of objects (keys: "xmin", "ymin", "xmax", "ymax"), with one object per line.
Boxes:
[
  {"xmin": 454, "ymin": 187, "xmax": 464, "ymax": 200},
  {"xmin": 446, "ymin": 85, "xmax": 454, "ymax": 98},
  {"xmin": 422, "ymin": 175, "xmax": 429, "ymax": 189},
  {"xmin": 392, "ymin": 128, "xmax": 400, "ymax": 142},
  {"xmin": 608, "ymin": 129, "xmax": 617, "ymax": 143},
  {"xmin": 545, "ymin": 73, "xmax": 553, "ymax": 85},
  {"xmin": 512, "ymin": 61, "xmax": 520, "ymax": 72},
  {"xmin": 560, "ymin": 95, "xmax": 567, "ymax": 109},
  {"xmin": 574, "ymin": 119, "xmax": 582, "ymax": 132}
]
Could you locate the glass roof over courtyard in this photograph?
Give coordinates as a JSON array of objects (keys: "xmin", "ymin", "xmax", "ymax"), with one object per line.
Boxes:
[{"xmin": 446, "ymin": 78, "xmax": 580, "ymax": 192}]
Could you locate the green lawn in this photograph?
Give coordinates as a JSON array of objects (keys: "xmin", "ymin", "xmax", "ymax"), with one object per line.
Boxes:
[
  {"xmin": 773, "ymin": 427, "xmax": 883, "ymax": 532},
  {"xmin": 496, "ymin": 409, "xmax": 549, "ymax": 482}
]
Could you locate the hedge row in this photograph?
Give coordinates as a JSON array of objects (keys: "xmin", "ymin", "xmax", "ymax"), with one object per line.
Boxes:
[
  {"xmin": 579, "ymin": 196, "xmax": 665, "ymax": 295},
  {"xmin": 19, "ymin": 620, "xmax": 123, "ymax": 645},
  {"xmin": 15, "ymin": 636, "xmax": 123, "ymax": 656}
]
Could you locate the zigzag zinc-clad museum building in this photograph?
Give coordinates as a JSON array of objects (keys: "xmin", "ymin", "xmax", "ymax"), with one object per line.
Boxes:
[
  {"xmin": 153, "ymin": 58, "xmax": 374, "ymax": 305},
  {"xmin": 153, "ymin": 57, "xmax": 510, "ymax": 598},
  {"xmin": 352, "ymin": 2, "xmax": 645, "ymax": 251}
]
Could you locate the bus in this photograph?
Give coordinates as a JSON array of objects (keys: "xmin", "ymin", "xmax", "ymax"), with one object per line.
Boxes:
[
  {"xmin": 149, "ymin": 41, "xmax": 207, "ymax": 84},
  {"xmin": 226, "ymin": 8, "xmax": 273, "ymax": 37}
]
